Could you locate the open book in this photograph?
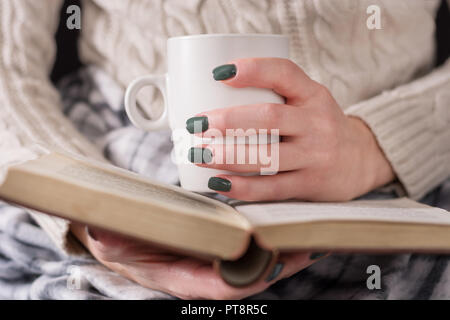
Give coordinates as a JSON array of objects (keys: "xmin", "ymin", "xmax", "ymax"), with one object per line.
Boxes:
[{"xmin": 1, "ymin": 152, "xmax": 450, "ymax": 287}]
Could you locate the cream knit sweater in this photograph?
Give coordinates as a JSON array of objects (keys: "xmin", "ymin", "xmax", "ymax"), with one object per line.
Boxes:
[{"xmin": 1, "ymin": 0, "xmax": 449, "ymax": 254}]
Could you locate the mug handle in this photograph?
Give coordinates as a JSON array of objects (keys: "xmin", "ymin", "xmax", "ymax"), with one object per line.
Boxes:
[{"xmin": 124, "ymin": 74, "xmax": 169, "ymax": 131}]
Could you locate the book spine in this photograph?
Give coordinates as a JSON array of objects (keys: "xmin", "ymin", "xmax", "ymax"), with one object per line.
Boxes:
[{"xmin": 213, "ymin": 237, "xmax": 278, "ymax": 287}]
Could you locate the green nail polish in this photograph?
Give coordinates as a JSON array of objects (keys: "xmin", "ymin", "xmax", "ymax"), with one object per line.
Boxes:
[
  {"xmin": 212, "ymin": 64, "xmax": 237, "ymax": 81},
  {"xmin": 188, "ymin": 148, "xmax": 213, "ymax": 164},
  {"xmin": 265, "ymin": 263, "xmax": 284, "ymax": 282},
  {"xmin": 208, "ymin": 177, "xmax": 231, "ymax": 192},
  {"xmin": 186, "ymin": 116, "xmax": 209, "ymax": 134},
  {"xmin": 310, "ymin": 252, "xmax": 327, "ymax": 260}
]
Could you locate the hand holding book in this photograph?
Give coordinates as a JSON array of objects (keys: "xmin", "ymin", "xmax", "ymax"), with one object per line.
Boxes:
[
  {"xmin": 70, "ymin": 224, "xmax": 319, "ymax": 299},
  {"xmin": 1, "ymin": 152, "xmax": 449, "ymax": 298}
]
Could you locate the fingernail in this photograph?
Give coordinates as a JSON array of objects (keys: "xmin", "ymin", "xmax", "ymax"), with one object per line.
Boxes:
[
  {"xmin": 186, "ymin": 116, "xmax": 209, "ymax": 134},
  {"xmin": 208, "ymin": 177, "xmax": 231, "ymax": 192},
  {"xmin": 188, "ymin": 147, "xmax": 213, "ymax": 164},
  {"xmin": 85, "ymin": 226, "xmax": 98, "ymax": 242},
  {"xmin": 212, "ymin": 64, "xmax": 237, "ymax": 81},
  {"xmin": 265, "ymin": 263, "xmax": 284, "ymax": 282},
  {"xmin": 310, "ymin": 252, "xmax": 327, "ymax": 260}
]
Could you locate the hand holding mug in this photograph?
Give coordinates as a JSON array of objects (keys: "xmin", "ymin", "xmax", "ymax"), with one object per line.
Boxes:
[
  {"xmin": 188, "ymin": 57, "xmax": 395, "ymax": 201},
  {"xmin": 125, "ymin": 34, "xmax": 288, "ymax": 192},
  {"xmin": 125, "ymin": 34, "xmax": 395, "ymax": 202}
]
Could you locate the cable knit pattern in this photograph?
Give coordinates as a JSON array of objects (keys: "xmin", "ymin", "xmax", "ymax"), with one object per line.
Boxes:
[
  {"xmin": 0, "ymin": 0, "xmax": 449, "ymax": 254},
  {"xmin": 346, "ymin": 59, "xmax": 450, "ymax": 198}
]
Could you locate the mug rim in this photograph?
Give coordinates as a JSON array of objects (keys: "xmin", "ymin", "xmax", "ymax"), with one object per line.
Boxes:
[{"xmin": 168, "ymin": 33, "xmax": 289, "ymax": 41}]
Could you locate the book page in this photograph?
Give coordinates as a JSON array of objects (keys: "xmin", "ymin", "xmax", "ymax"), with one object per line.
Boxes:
[
  {"xmin": 236, "ymin": 198, "xmax": 450, "ymax": 227},
  {"xmin": 13, "ymin": 152, "xmax": 248, "ymax": 226},
  {"xmin": 59, "ymin": 164, "xmax": 222, "ymax": 213}
]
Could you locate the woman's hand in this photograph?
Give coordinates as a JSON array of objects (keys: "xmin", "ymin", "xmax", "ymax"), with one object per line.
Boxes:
[
  {"xmin": 188, "ymin": 58, "xmax": 395, "ymax": 201},
  {"xmin": 71, "ymin": 224, "xmax": 318, "ymax": 299}
]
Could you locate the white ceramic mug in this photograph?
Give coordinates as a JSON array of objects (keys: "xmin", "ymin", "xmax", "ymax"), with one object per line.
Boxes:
[{"xmin": 125, "ymin": 34, "xmax": 289, "ymax": 192}]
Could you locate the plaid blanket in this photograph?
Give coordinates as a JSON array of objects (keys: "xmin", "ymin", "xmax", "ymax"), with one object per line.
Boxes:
[{"xmin": 1, "ymin": 66, "xmax": 449, "ymax": 299}]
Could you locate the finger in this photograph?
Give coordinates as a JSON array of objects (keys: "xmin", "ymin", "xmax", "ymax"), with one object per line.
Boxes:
[
  {"xmin": 79, "ymin": 226, "xmax": 180, "ymax": 263},
  {"xmin": 197, "ymin": 103, "xmax": 310, "ymax": 137},
  {"xmin": 275, "ymin": 252, "xmax": 317, "ymax": 281},
  {"xmin": 216, "ymin": 58, "xmax": 322, "ymax": 103},
  {"xmin": 125, "ymin": 252, "xmax": 314, "ymax": 299},
  {"xmin": 207, "ymin": 171, "xmax": 311, "ymax": 201},
  {"xmin": 133, "ymin": 258, "xmax": 273, "ymax": 299},
  {"xmin": 190, "ymin": 142, "xmax": 313, "ymax": 173}
]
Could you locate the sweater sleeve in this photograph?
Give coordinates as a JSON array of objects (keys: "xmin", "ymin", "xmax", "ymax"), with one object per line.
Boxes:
[
  {"xmin": 0, "ymin": 1, "xmax": 105, "ymax": 255},
  {"xmin": 345, "ymin": 57, "xmax": 450, "ymax": 200}
]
